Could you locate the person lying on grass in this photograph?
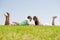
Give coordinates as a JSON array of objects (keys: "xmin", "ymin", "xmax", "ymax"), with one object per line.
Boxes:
[
  {"xmin": 4, "ymin": 12, "xmax": 10, "ymax": 25},
  {"xmin": 33, "ymin": 16, "xmax": 40, "ymax": 25},
  {"xmin": 12, "ymin": 16, "xmax": 32, "ymax": 25}
]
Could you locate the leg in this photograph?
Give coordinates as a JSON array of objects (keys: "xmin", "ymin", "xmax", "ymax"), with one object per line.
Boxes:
[
  {"xmin": 12, "ymin": 22, "xmax": 19, "ymax": 25},
  {"xmin": 52, "ymin": 16, "xmax": 57, "ymax": 26}
]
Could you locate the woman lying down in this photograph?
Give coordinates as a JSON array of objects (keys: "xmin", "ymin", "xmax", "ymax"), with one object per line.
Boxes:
[{"xmin": 12, "ymin": 16, "xmax": 32, "ymax": 25}]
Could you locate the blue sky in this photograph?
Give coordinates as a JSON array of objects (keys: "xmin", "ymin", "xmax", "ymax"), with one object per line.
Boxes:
[{"xmin": 0, "ymin": 0, "xmax": 60, "ymax": 25}]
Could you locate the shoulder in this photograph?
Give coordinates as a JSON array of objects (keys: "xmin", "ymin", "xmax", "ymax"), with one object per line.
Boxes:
[{"xmin": 26, "ymin": 19, "xmax": 30, "ymax": 21}]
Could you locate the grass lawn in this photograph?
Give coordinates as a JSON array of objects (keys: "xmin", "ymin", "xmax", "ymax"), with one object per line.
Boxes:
[{"xmin": 0, "ymin": 25, "xmax": 60, "ymax": 40}]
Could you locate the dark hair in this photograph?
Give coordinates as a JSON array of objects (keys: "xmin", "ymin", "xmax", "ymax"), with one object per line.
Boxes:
[
  {"xmin": 33, "ymin": 16, "xmax": 39, "ymax": 25},
  {"xmin": 27, "ymin": 16, "xmax": 32, "ymax": 19},
  {"xmin": 33, "ymin": 16, "xmax": 38, "ymax": 20}
]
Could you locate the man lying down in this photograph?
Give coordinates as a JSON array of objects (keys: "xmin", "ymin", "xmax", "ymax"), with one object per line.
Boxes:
[{"xmin": 12, "ymin": 16, "xmax": 32, "ymax": 25}]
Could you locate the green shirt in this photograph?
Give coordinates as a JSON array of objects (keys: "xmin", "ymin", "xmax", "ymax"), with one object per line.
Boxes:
[{"xmin": 20, "ymin": 20, "xmax": 29, "ymax": 25}]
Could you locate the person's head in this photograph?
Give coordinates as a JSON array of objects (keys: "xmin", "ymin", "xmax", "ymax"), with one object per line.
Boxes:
[
  {"xmin": 33, "ymin": 16, "xmax": 38, "ymax": 21},
  {"xmin": 27, "ymin": 16, "xmax": 32, "ymax": 21},
  {"xmin": 33, "ymin": 16, "xmax": 39, "ymax": 25}
]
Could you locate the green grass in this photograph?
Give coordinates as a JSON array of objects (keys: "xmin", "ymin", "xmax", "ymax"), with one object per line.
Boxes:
[{"xmin": 0, "ymin": 25, "xmax": 60, "ymax": 40}]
